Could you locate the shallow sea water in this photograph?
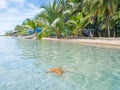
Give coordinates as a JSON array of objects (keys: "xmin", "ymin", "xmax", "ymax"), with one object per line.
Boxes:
[{"xmin": 0, "ymin": 37, "xmax": 120, "ymax": 90}]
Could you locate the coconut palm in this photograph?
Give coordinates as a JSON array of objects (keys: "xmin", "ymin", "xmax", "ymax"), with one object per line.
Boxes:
[
  {"xmin": 83, "ymin": 0, "xmax": 119, "ymax": 37},
  {"xmin": 14, "ymin": 25, "xmax": 26, "ymax": 35},
  {"xmin": 111, "ymin": 10, "xmax": 120, "ymax": 37},
  {"xmin": 22, "ymin": 18, "xmax": 37, "ymax": 31},
  {"xmin": 39, "ymin": 0, "xmax": 65, "ymax": 38},
  {"xmin": 66, "ymin": 12, "xmax": 91, "ymax": 37}
]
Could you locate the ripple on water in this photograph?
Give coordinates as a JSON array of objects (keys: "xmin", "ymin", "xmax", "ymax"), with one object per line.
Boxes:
[{"xmin": 0, "ymin": 37, "xmax": 120, "ymax": 90}]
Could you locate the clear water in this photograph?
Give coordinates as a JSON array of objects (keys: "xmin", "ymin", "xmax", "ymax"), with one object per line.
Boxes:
[{"xmin": 0, "ymin": 37, "xmax": 120, "ymax": 90}]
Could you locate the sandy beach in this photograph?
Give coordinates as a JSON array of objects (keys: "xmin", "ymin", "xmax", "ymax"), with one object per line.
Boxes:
[
  {"xmin": 43, "ymin": 37, "xmax": 120, "ymax": 49},
  {"xmin": 19, "ymin": 34, "xmax": 120, "ymax": 49}
]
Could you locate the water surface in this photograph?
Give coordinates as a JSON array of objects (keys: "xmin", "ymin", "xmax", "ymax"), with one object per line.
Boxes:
[{"xmin": 0, "ymin": 37, "xmax": 120, "ymax": 90}]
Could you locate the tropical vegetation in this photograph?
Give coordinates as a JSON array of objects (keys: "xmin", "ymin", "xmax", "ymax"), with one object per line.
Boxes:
[{"xmin": 5, "ymin": 0, "xmax": 120, "ymax": 39}]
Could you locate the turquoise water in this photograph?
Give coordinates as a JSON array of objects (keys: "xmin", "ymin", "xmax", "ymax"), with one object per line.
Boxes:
[{"xmin": 0, "ymin": 37, "xmax": 120, "ymax": 90}]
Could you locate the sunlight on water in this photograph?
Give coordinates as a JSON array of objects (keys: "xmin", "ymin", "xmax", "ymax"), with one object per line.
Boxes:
[{"xmin": 0, "ymin": 37, "xmax": 120, "ymax": 90}]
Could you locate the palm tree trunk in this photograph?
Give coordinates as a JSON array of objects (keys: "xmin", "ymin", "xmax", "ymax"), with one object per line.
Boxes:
[
  {"xmin": 106, "ymin": 13, "xmax": 110, "ymax": 37},
  {"xmin": 113, "ymin": 24, "xmax": 117, "ymax": 37},
  {"xmin": 56, "ymin": 28, "xmax": 60, "ymax": 39},
  {"xmin": 97, "ymin": 30, "xmax": 101, "ymax": 37}
]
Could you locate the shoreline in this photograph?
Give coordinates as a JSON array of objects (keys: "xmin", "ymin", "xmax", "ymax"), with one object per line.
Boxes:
[
  {"xmin": 11, "ymin": 34, "xmax": 120, "ymax": 49},
  {"xmin": 42, "ymin": 37, "xmax": 120, "ymax": 49}
]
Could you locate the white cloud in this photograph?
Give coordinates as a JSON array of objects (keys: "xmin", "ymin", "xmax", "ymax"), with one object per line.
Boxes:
[
  {"xmin": 0, "ymin": 0, "xmax": 46, "ymax": 35},
  {"xmin": 27, "ymin": 3, "xmax": 44, "ymax": 13},
  {"xmin": 7, "ymin": 0, "xmax": 26, "ymax": 8},
  {"xmin": 0, "ymin": 0, "xmax": 7, "ymax": 9},
  {"xmin": 0, "ymin": 4, "xmax": 44, "ymax": 35},
  {"xmin": 0, "ymin": 0, "xmax": 25, "ymax": 10},
  {"xmin": 28, "ymin": 3, "xmax": 37, "ymax": 10}
]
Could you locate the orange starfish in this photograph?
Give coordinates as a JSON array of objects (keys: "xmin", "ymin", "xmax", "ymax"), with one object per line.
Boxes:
[{"xmin": 47, "ymin": 67, "xmax": 69, "ymax": 76}]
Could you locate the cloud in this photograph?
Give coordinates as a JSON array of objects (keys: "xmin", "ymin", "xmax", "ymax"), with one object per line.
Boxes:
[
  {"xmin": 0, "ymin": 2, "xmax": 44, "ymax": 35},
  {"xmin": 0, "ymin": 0, "xmax": 26, "ymax": 10},
  {"xmin": 28, "ymin": 3, "xmax": 37, "ymax": 10},
  {"xmin": 0, "ymin": 0, "xmax": 51, "ymax": 35},
  {"xmin": 27, "ymin": 3, "xmax": 44, "ymax": 14},
  {"xmin": 0, "ymin": 0, "xmax": 7, "ymax": 9}
]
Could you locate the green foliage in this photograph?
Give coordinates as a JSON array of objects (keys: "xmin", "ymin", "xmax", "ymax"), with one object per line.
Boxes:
[
  {"xmin": 22, "ymin": 19, "xmax": 37, "ymax": 30},
  {"xmin": 5, "ymin": 30, "xmax": 14, "ymax": 36},
  {"xmin": 66, "ymin": 12, "xmax": 91, "ymax": 36},
  {"xmin": 11, "ymin": 0, "xmax": 120, "ymax": 38},
  {"xmin": 83, "ymin": 0, "xmax": 119, "ymax": 37},
  {"xmin": 37, "ymin": 32, "xmax": 44, "ymax": 39}
]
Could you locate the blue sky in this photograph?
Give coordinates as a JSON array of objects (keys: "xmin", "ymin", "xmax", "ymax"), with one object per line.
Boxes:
[{"xmin": 0, "ymin": 0, "xmax": 53, "ymax": 35}]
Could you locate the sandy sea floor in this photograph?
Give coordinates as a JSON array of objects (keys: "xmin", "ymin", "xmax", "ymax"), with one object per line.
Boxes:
[
  {"xmin": 17, "ymin": 35, "xmax": 120, "ymax": 49},
  {"xmin": 42, "ymin": 37, "xmax": 120, "ymax": 49}
]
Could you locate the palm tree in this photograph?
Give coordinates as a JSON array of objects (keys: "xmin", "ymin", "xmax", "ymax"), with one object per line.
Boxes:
[
  {"xmin": 14, "ymin": 25, "xmax": 25, "ymax": 35},
  {"xmin": 39, "ymin": 0, "xmax": 65, "ymax": 38},
  {"xmin": 83, "ymin": 0, "xmax": 119, "ymax": 37},
  {"xmin": 66, "ymin": 12, "xmax": 91, "ymax": 37},
  {"xmin": 14, "ymin": 25, "xmax": 22, "ymax": 32},
  {"xmin": 22, "ymin": 18, "xmax": 37, "ymax": 31},
  {"xmin": 111, "ymin": 10, "xmax": 120, "ymax": 37}
]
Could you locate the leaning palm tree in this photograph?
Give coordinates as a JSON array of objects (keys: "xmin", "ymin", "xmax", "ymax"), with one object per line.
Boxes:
[
  {"xmin": 22, "ymin": 18, "xmax": 37, "ymax": 31},
  {"xmin": 22, "ymin": 18, "xmax": 45, "ymax": 39}
]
